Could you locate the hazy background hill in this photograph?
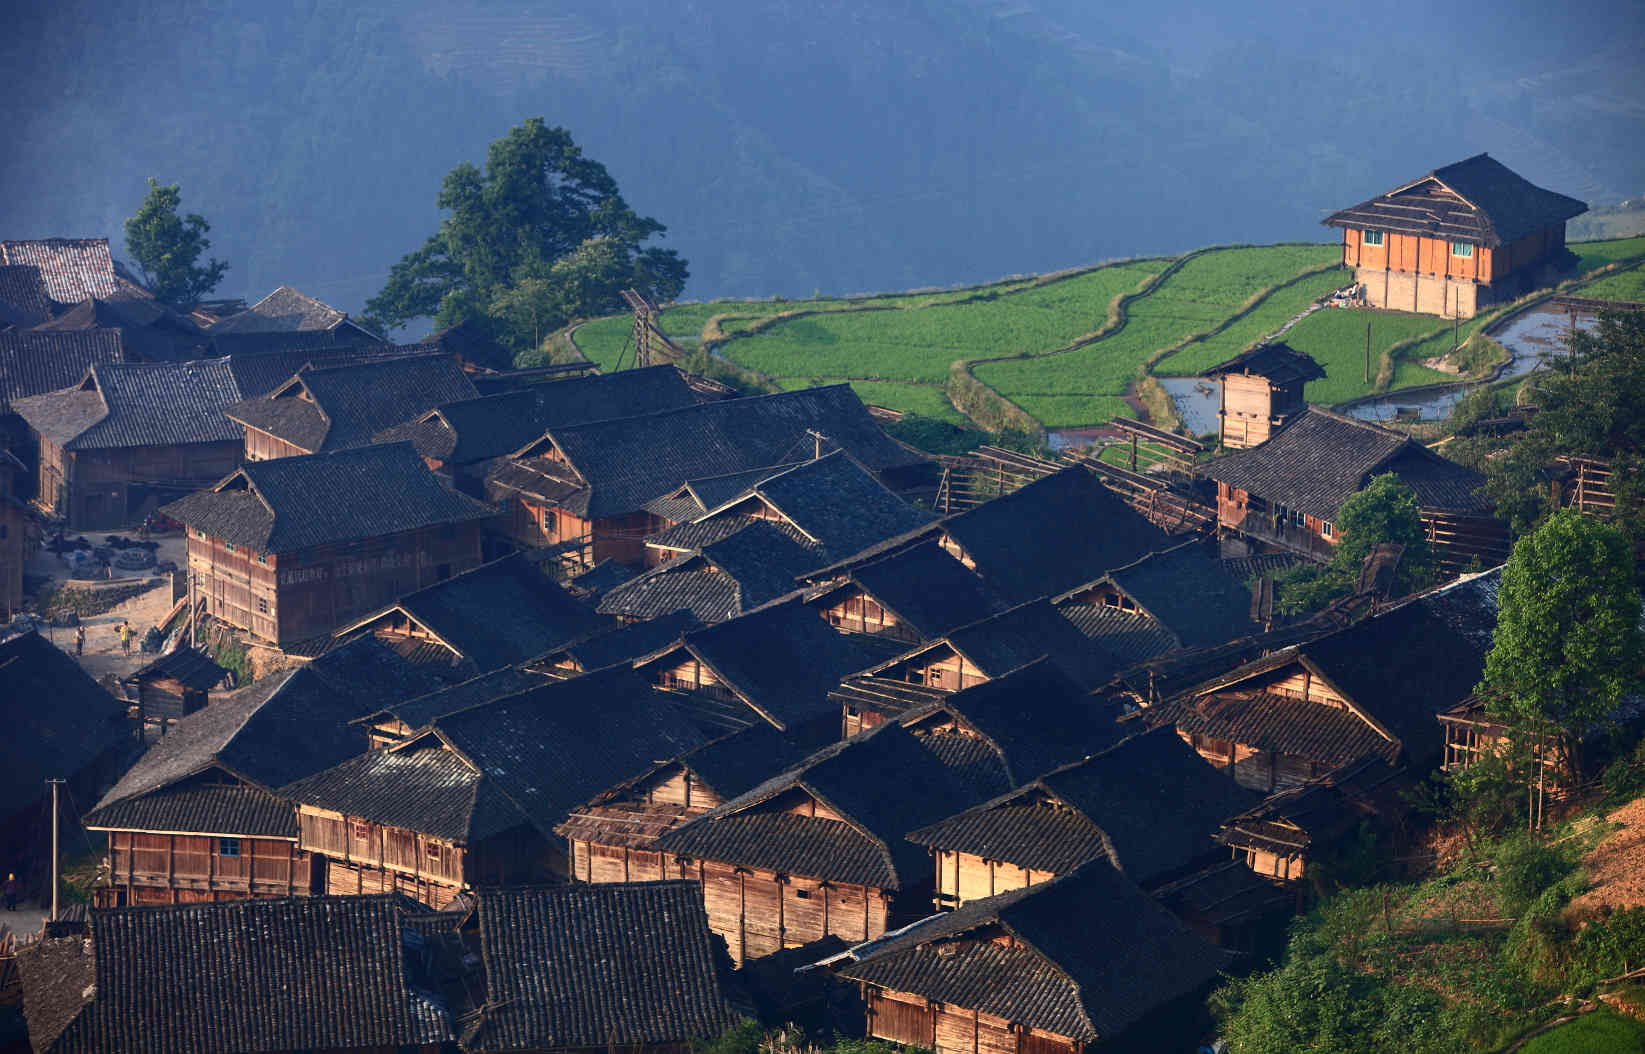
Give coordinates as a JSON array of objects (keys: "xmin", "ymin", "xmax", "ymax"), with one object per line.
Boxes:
[{"xmin": 5, "ymin": 0, "xmax": 1642, "ymax": 319}]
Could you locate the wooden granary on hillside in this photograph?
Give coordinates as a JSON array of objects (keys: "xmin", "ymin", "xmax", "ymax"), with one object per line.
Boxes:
[
  {"xmin": 833, "ymin": 863, "xmax": 1227, "ymax": 1054},
  {"xmin": 1325, "ymin": 153, "xmax": 1586, "ymax": 318},
  {"xmin": 122, "ymin": 646, "xmax": 229, "ymax": 730},
  {"xmin": 1200, "ymin": 343, "xmax": 1324, "ymax": 450}
]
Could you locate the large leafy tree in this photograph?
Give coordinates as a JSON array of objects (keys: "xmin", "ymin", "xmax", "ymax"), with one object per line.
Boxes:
[
  {"xmin": 123, "ymin": 178, "xmax": 229, "ymax": 307},
  {"xmin": 364, "ymin": 119, "xmax": 687, "ymax": 352},
  {"xmin": 1276, "ymin": 473, "xmax": 1437, "ymax": 613},
  {"xmin": 1468, "ymin": 310, "xmax": 1645, "ymax": 540},
  {"xmin": 1481, "ymin": 507, "xmax": 1642, "ymax": 775}
]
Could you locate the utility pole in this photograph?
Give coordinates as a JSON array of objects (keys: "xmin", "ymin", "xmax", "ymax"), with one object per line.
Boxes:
[
  {"xmin": 47, "ymin": 778, "xmax": 63, "ymax": 922},
  {"xmin": 1364, "ymin": 321, "xmax": 1372, "ymax": 385}
]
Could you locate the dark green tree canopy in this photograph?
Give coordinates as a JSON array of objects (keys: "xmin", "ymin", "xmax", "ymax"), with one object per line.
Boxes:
[
  {"xmin": 1277, "ymin": 473, "xmax": 1436, "ymax": 613},
  {"xmin": 1482, "ymin": 507, "xmax": 1642, "ymax": 741},
  {"xmin": 364, "ymin": 118, "xmax": 687, "ymax": 353},
  {"xmin": 122, "ymin": 178, "xmax": 229, "ymax": 307},
  {"xmin": 1471, "ymin": 310, "xmax": 1645, "ymax": 540}
]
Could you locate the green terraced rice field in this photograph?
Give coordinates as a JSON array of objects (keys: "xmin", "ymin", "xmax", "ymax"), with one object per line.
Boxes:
[
  {"xmin": 1277, "ymin": 307, "xmax": 1454, "ymax": 404},
  {"xmin": 776, "ymin": 377, "xmax": 968, "ymax": 423},
  {"xmin": 973, "ymin": 245, "xmax": 1339, "ymax": 426},
  {"xmin": 1579, "ymin": 260, "xmax": 1645, "ymax": 302},
  {"xmin": 1570, "ymin": 235, "xmax": 1645, "ymax": 274},
  {"xmin": 1154, "ymin": 269, "xmax": 1348, "ymax": 376}
]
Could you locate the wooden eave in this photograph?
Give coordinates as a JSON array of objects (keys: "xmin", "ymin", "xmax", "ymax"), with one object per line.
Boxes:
[
  {"xmin": 1189, "ymin": 651, "xmax": 1401, "ymax": 748},
  {"xmin": 331, "ymin": 605, "xmax": 466, "ymax": 663}
]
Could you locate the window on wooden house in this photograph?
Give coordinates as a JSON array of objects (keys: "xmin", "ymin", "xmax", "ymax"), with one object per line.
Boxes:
[
  {"xmin": 1321, "ymin": 521, "xmax": 1333, "ymax": 538},
  {"xmin": 538, "ymin": 508, "xmax": 557, "ymax": 533},
  {"xmin": 256, "ymin": 597, "xmax": 269, "ymax": 614},
  {"xmin": 352, "ymin": 822, "xmax": 371, "ymax": 840},
  {"xmin": 1451, "ymin": 241, "xmax": 1474, "ymax": 258},
  {"xmin": 426, "ymin": 842, "xmax": 442, "ymax": 860},
  {"xmin": 256, "ymin": 552, "xmax": 267, "ymax": 564},
  {"xmin": 218, "ymin": 838, "xmax": 241, "ymax": 857},
  {"xmin": 1292, "ymin": 510, "xmax": 1305, "ymax": 528},
  {"xmin": 224, "ymin": 541, "xmax": 236, "ymax": 553},
  {"xmin": 194, "ymin": 528, "xmax": 207, "ymax": 539},
  {"xmin": 1363, "ymin": 229, "xmax": 1384, "ymax": 246}
]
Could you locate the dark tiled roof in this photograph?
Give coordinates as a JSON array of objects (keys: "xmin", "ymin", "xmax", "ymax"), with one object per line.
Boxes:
[
  {"xmin": 599, "ymin": 520, "xmax": 821, "ymax": 623},
  {"xmin": 1168, "ymin": 691, "xmax": 1399, "ymax": 766},
  {"xmin": 0, "ymin": 632, "xmax": 130, "ymax": 809},
  {"xmin": 345, "ymin": 553, "xmax": 603, "ymax": 673},
  {"xmin": 942, "ymin": 465, "xmax": 1169, "ymax": 605},
  {"xmin": 879, "ymin": 599, "xmax": 1122, "ymax": 692},
  {"xmin": 641, "ymin": 596, "xmax": 889, "ymax": 732},
  {"xmin": 707, "ymin": 451, "xmax": 935, "ymax": 559},
  {"xmin": 0, "ymin": 265, "xmax": 53, "ymax": 327},
  {"xmin": 909, "ymin": 726, "xmax": 1260, "ymax": 884},
  {"xmin": 208, "ymin": 284, "xmax": 348, "ymax": 334},
  {"xmin": 564, "ymin": 558, "xmax": 641, "ymax": 603},
  {"xmin": 836, "ymin": 862, "xmax": 1225, "ymax": 1043},
  {"xmin": 645, "ymin": 514, "xmax": 765, "ymax": 553},
  {"xmin": 812, "ymin": 540, "xmax": 1004, "ymax": 640},
  {"xmin": 1152, "ymin": 859, "xmax": 1290, "ymax": 928},
  {"xmin": 161, "ymin": 442, "xmax": 495, "ymax": 553},
  {"xmin": 281, "ymin": 740, "xmax": 524, "ymax": 844},
  {"xmin": 1324, "ymin": 153, "xmax": 1587, "ymax": 248},
  {"xmin": 428, "ymin": 665, "xmax": 713, "ymax": 837},
  {"xmin": 36, "ymin": 298, "xmax": 203, "ymax": 362},
  {"xmin": 543, "ymin": 609, "xmax": 701, "ymax": 671},
  {"xmin": 0, "ymin": 238, "xmax": 115, "ymax": 301},
  {"xmin": 0, "ymin": 329, "xmax": 123, "ymax": 405},
  {"xmin": 355, "ymin": 666, "xmax": 550, "ymax": 734},
  {"xmin": 13, "ymin": 359, "xmax": 248, "ymax": 450},
  {"xmin": 673, "ymin": 723, "xmax": 839, "ymax": 803},
  {"xmin": 468, "ymin": 883, "xmax": 741, "ymax": 1053},
  {"xmin": 653, "ymin": 722, "xmax": 988, "ymax": 889},
  {"xmin": 129, "ymin": 645, "xmax": 228, "ymax": 691},
  {"xmin": 514, "ymin": 385, "xmax": 924, "ymax": 519},
  {"xmin": 1199, "ymin": 406, "xmax": 1490, "ymax": 521},
  {"xmin": 378, "ymin": 365, "xmax": 708, "ymax": 464},
  {"xmin": 1083, "ymin": 541, "xmax": 1260, "ymax": 649},
  {"xmin": 92, "ymin": 638, "xmax": 447, "ymax": 815},
  {"xmin": 226, "ymin": 353, "xmax": 479, "ymax": 452},
  {"xmin": 908, "ymin": 659, "xmax": 1129, "ymax": 786},
  {"xmin": 1055, "ymin": 603, "xmax": 1181, "ymax": 665},
  {"xmin": 20, "ymin": 896, "xmax": 453, "ymax": 1053},
  {"xmin": 1201, "ymin": 342, "xmax": 1325, "ymax": 385},
  {"xmin": 84, "ymin": 781, "xmax": 297, "ymax": 838},
  {"xmin": 219, "ymin": 341, "xmax": 416, "ymax": 396}
]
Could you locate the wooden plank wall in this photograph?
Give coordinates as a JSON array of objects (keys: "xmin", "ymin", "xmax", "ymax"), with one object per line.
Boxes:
[
  {"xmin": 106, "ymin": 831, "xmax": 308, "ymax": 900},
  {"xmin": 866, "ymin": 988, "xmax": 1076, "ymax": 1054},
  {"xmin": 934, "ymin": 850, "xmax": 1058, "ymax": 907}
]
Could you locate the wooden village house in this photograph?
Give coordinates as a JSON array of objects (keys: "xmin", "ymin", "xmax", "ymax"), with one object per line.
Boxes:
[
  {"xmin": 225, "ymin": 352, "xmax": 479, "ymax": 461},
  {"xmin": 484, "ymin": 384, "xmax": 929, "ymax": 568},
  {"xmin": 284, "ymin": 665, "xmax": 709, "ymax": 907},
  {"xmin": 806, "ymin": 539, "xmax": 1004, "ymax": 647},
  {"xmin": 33, "ymin": 293, "xmax": 204, "ymax": 362},
  {"xmin": 328, "ymin": 551, "xmax": 604, "ymax": 673},
  {"xmin": 832, "ymin": 863, "xmax": 1227, "ymax": 1054},
  {"xmin": 1159, "ymin": 568, "xmax": 1500, "ymax": 792},
  {"xmin": 207, "ymin": 284, "xmax": 382, "ymax": 343},
  {"xmin": 647, "ymin": 721, "xmax": 996, "ymax": 964},
  {"xmin": 84, "ymin": 638, "xmax": 447, "ymax": 906},
  {"xmin": 532, "ymin": 608, "xmax": 700, "ymax": 678},
  {"xmin": 1216, "ymin": 757, "xmax": 1405, "ymax": 882},
  {"xmin": 1325, "ymin": 153, "xmax": 1587, "ymax": 318},
  {"xmin": 121, "ymin": 646, "xmax": 230, "ymax": 732},
  {"xmin": 1199, "ymin": 343, "xmax": 1324, "ymax": 450},
  {"xmin": 598, "ymin": 519, "xmax": 823, "ymax": 623},
  {"xmin": 1052, "ymin": 540, "xmax": 1260, "ymax": 653},
  {"xmin": 16, "ymin": 895, "xmax": 458, "ymax": 1053},
  {"xmin": 0, "ymin": 448, "xmax": 27, "ymax": 618},
  {"xmin": 0, "ymin": 330, "xmax": 125, "ymax": 409},
  {"xmin": 162, "ymin": 442, "xmax": 495, "ymax": 646},
  {"xmin": 1200, "ymin": 406, "xmax": 1508, "ymax": 569},
  {"xmin": 13, "ymin": 360, "xmax": 250, "ymax": 528},
  {"xmin": 0, "ymin": 238, "xmax": 119, "ymax": 303},
  {"xmin": 463, "ymin": 883, "xmax": 742, "ymax": 1054}
]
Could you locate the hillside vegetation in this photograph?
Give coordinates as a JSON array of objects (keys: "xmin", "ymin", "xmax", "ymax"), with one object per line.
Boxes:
[{"xmin": 571, "ymin": 237, "xmax": 1645, "ymax": 434}]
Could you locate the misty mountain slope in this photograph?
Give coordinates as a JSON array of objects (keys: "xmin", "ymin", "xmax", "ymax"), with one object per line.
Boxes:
[{"xmin": 3, "ymin": 0, "xmax": 1640, "ymax": 316}]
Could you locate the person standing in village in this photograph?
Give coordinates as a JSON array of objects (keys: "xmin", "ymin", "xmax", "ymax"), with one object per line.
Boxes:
[
  {"xmin": 75, "ymin": 624, "xmax": 85, "ymax": 658},
  {"xmin": 4, "ymin": 873, "xmax": 18, "ymax": 912},
  {"xmin": 119, "ymin": 620, "xmax": 132, "ymax": 655}
]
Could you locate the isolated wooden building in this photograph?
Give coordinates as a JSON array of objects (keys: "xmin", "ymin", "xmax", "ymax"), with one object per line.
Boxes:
[
  {"xmin": 123, "ymin": 646, "xmax": 229, "ymax": 728},
  {"xmin": 484, "ymin": 384, "xmax": 929, "ymax": 567},
  {"xmin": 208, "ymin": 284, "xmax": 382, "ymax": 343},
  {"xmin": 636, "ymin": 596, "xmax": 889, "ymax": 741},
  {"xmin": 650, "ymin": 721, "xmax": 993, "ymax": 964},
  {"xmin": 1201, "ymin": 406, "xmax": 1507, "ymax": 569},
  {"xmin": 909, "ymin": 726, "xmax": 1259, "ymax": 906},
  {"xmin": 1201, "ymin": 343, "xmax": 1324, "ymax": 450},
  {"xmin": 286, "ymin": 665, "xmax": 709, "ymax": 906},
  {"xmin": 330, "ymin": 551, "xmax": 604, "ymax": 672},
  {"xmin": 16, "ymin": 895, "xmax": 457, "ymax": 1053},
  {"xmin": 835, "ymin": 863, "xmax": 1227, "ymax": 1054},
  {"xmin": 0, "ymin": 448, "xmax": 27, "ymax": 617},
  {"xmin": 465, "ymin": 883, "xmax": 742, "ymax": 1054},
  {"xmin": 84, "ymin": 637, "xmax": 446, "ymax": 905},
  {"xmin": 163, "ymin": 442, "xmax": 495, "ymax": 645},
  {"xmin": 226, "ymin": 353, "xmax": 479, "ymax": 460},
  {"xmin": 1326, "ymin": 153, "xmax": 1586, "ymax": 317},
  {"xmin": 1160, "ymin": 568, "xmax": 1500, "ymax": 791},
  {"xmin": 14, "ymin": 360, "xmax": 249, "ymax": 528}
]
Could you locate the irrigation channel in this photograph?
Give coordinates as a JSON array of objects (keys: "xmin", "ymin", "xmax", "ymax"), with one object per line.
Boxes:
[{"xmin": 1156, "ymin": 305, "xmax": 1601, "ymax": 434}]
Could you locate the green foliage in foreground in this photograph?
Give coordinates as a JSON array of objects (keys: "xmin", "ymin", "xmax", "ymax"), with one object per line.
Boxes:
[
  {"xmin": 1518, "ymin": 1010, "xmax": 1645, "ymax": 1054},
  {"xmin": 1273, "ymin": 473, "xmax": 1436, "ymax": 614}
]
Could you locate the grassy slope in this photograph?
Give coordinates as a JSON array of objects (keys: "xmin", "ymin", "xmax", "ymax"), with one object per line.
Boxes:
[
  {"xmin": 1519, "ymin": 1011, "xmax": 1645, "ymax": 1054},
  {"xmin": 569, "ymin": 237, "xmax": 1645, "ymax": 429},
  {"xmin": 973, "ymin": 244, "xmax": 1339, "ymax": 426}
]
